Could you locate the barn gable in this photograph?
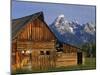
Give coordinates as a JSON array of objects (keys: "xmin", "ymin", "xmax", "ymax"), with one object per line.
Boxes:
[{"xmin": 12, "ymin": 12, "xmax": 56, "ymax": 41}]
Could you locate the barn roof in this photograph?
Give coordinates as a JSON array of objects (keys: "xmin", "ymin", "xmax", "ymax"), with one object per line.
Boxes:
[
  {"xmin": 12, "ymin": 12, "xmax": 44, "ymax": 39},
  {"xmin": 12, "ymin": 12, "xmax": 80, "ymax": 49}
]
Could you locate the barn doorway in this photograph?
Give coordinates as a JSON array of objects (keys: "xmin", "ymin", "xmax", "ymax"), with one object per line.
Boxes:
[{"xmin": 77, "ymin": 52, "xmax": 83, "ymax": 64}]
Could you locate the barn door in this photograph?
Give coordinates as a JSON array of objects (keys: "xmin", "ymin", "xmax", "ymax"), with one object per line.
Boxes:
[
  {"xmin": 77, "ymin": 52, "xmax": 83, "ymax": 64},
  {"xmin": 39, "ymin": 51, "xmax": 56, "ymax": 70}
]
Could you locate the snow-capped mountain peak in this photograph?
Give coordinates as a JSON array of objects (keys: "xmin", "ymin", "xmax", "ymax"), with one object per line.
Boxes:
[
  {"xmin": 54, "ymin": 14, "xmax": 74, "ymax": 34},
  {"xmin": 55, "ymin": 14, "xmax": 65, "ymax": 26},
  {"xmin": 58, "ymin": 14, "xmax": 64, "ymax": 18}
]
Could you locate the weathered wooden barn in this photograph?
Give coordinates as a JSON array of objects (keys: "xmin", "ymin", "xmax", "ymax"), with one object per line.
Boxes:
[{"xmin": 11, "ymin": 12, "xmax": 83, "ymax": 71}]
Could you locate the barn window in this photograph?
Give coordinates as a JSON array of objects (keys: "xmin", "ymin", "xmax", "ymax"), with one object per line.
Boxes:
[
  {"xmin": 46, "ymin": 51, "xmax": 50, "ymax": 55},
  {"xmin": 40, "ymin": 51, "xmax": 44, "ymax": 55}
]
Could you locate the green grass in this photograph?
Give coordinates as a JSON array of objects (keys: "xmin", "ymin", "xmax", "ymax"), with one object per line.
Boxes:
[{"xmin": 12, "ymin": 57, "xmax": 96, "ymax": 75}]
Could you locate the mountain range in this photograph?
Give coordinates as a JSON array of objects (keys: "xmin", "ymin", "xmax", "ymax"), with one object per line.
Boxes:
[{"xmin": 50, "ymin": 14, "xmax": 96, "ymax": 48}]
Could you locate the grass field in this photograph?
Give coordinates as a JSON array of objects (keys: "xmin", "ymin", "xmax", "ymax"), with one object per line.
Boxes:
[{"xmin": 12, "ymin": 57, "xmax": 96, "ymax": 75}]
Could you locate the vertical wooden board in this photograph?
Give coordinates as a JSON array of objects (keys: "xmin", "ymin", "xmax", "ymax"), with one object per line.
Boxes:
[
  {"xmin": 32, "ymin": 22, "xmax": 35, "ymax": 41},
  {"xmin": 27, "ymin": 24, "xmax": 30, "ymax": 40},
  {"xmin": 29, "ymin": 23, "xmax": 32, "ymax": 40}
]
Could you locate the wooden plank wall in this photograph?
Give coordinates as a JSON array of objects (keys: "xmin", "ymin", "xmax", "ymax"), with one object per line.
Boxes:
[
  {"xmin": 63, "ymin": 44, "xmax": 77, "ymax": 53},
  {"xmin": 32, "ymin": 49, "xmax": 56, "ymax": 70},
  {"xmin": 56, "ymin": 52, "xmax": 77, "ymax": 67},
  {"xmin": 17, "ymin": 19, "xmax": 55, "ymax": 41},
  {"xmin": 56, "ymin": 44, "xmax": 78, "ymax": 67}
]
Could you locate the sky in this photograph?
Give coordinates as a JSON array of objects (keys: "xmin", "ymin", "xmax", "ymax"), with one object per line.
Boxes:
[{"xmin": 12, "ymin": 1, "xmax": 96, "ymax": 25}]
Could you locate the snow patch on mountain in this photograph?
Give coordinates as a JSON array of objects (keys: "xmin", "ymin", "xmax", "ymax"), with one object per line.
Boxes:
[{"xmin": 84, "ymin": 22, "xmax": 95, "ymax": 35}]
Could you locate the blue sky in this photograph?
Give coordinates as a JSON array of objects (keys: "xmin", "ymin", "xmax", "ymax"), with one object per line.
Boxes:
[{"xmin": 12, "ymin": 1, "xmax": 96, "ymax": 25}]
